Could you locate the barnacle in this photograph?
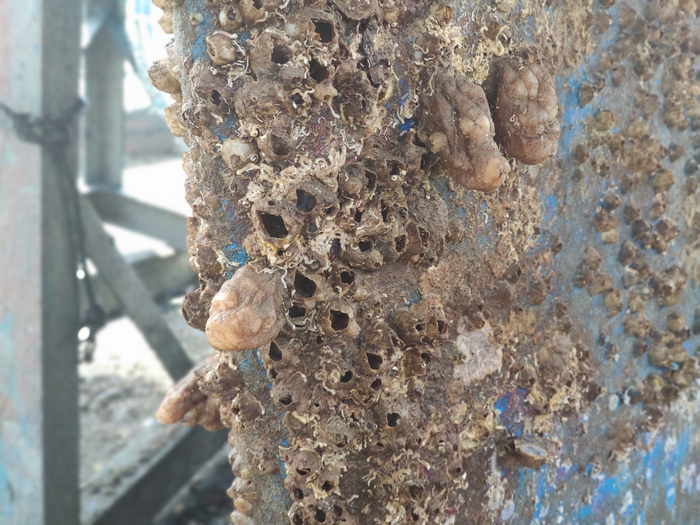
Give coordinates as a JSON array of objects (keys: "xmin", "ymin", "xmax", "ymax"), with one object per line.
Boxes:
[
  {"xmin": 330, "ymin": 0, "xmax": 378, "ymax": 20},
  {"xmin": 147, "ymin": 58, "xmax": 181, "ymax": 96},
  {"xmin": 418, "ymin": 71, "xmax": 510, "ymax": 192},
  {"xmin": 205, "ymin": 265, "xmax": 287, "ymax": 352},
  {"xmin": 490, "ymin": 59, "xmax": 560, "ymax": 165},
  {"xmin": 206, "ymin": 33, "xmax": 242, "ymax": 66}
]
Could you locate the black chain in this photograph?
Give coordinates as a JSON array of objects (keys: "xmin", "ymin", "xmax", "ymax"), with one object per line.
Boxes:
[{"xmin": 1, "ymin": 100, "xmax": 106, "ymax": 361}]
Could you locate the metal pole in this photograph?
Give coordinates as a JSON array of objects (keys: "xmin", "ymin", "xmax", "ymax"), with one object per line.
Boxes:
[
  {"xmin": 84, "ymin": 0, "xmax": 125, "ymax": 188},
  {"xmin": 0, "ymin": 0, "xmax": 82, "ymax": 523}
]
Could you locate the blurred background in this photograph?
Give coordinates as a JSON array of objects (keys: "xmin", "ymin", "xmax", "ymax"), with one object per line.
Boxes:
[{"xmin": 1, "ymin": 1, "xmax": 231, "ymax": 524}]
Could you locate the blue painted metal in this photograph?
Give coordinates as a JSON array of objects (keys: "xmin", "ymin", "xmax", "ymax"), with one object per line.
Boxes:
[{"xmin": 488, "ymin": 2, "xmax": 700, "ymax": 521}]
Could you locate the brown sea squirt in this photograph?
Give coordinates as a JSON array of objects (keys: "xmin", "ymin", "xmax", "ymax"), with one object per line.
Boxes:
[
  {"xmin": 418, "ymin": 70, "xmax": 510, "ymax": 192},
  {"xmin": 156, "ymin": 357, "xmax": 224, "ymax": 431},
  {"xmin": 490, "ymin": 59, "xmax": 561, "ymax": 165},
  {"xmin": 205, "ymin": 264, "xmax": 287, "ymax": 352}
]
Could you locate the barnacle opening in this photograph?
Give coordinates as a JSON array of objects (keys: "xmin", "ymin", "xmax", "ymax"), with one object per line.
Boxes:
[
  {"xmin": 223, "ymin": 6, "xmax": 236, "ymax": 21},
  {"xmin": 395, "ymin": 235, "xmax": 407, "ymax": 252},
  {"xmin": 309, "ymin": 58, "xmax": 330, "ymax": 83},
  {"xmin": 340, "ymin": 270, "xmax": 354, "ymax": 284},
  {"xmin": 271, "ymin": 44, "xmax": 291, "ymax": 65},
  {"xmin": 279, "ymin": 394, "xmax": 293, "ymax": 406},
  {"xmin": 289, "ymin": 305, "xmax": 307, "ymax": 318},
  {"xmin": 270, "ymin": 133, "xmax": 293, "ymax": 157},
  {"xmin": 269, "ymin": 341, "xmax": 283, "ymax": 361},
  {"xmin": 366, "ymin": 352, "xmax": 383, "ymax": 370},
  {"xmin": 295, "ymin": 189, "xmax": 316, "ymax": 212},
  {"xmin": 294, "ymin": 272, "xmax": 317, "ymax": 298},
  {"xmin": 259, "ymin": 212, "xmax": 289, "ymax": 238},
  {"xmin": 313, "ymin": 20, "xmax": 334, "ymax": 43},
  {"xmin": 330, "ymin": 310, "xmax": 349, "ymax": 331}
]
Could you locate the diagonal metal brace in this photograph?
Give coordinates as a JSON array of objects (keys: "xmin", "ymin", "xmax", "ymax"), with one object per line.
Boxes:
[{"xmin": 81, "ymin": 196, "xmax": 194, "ymax": 380}]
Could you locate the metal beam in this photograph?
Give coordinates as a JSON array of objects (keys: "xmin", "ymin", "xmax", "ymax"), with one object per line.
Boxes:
[
  {"xmin": 0, "ymin": 0, "xmax": 82, "ymax": 523},
  {"xmin": 86, "ymin": 188, "xmax": 189, "ymax": 251},
  {"xmin": 82, "ymin": 426, "xmax": 229, "ymax": 525},
  {"xmin": 84, "ymin": 0, "xmax": 125, "ymax": 187},
  {"xmin": 81, "ymin": 197, "xmax": 194, "ymax": 379},
  {"xmin": 84, "ymin": 250, "xmax": 197, "ymax": 318}
]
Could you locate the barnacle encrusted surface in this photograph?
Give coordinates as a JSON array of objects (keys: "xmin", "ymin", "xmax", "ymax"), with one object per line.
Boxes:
[{"xmin": 150, "ymin": 0, "xmax": 700, "ymax": 523}]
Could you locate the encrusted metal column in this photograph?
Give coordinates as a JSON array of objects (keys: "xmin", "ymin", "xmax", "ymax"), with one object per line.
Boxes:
[{"xmin": 152, "ymin": 0, "xmax": 700, "ymax": 523}]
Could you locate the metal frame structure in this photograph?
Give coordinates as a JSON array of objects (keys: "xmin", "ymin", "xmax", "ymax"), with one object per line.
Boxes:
[{"xmin": 0, "ymin": 1, "xmax": 227, "ymax": 523}]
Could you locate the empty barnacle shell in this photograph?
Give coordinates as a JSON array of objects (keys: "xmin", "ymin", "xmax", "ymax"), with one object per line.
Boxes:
[
  {"xmin": 148, "ymin": 59, "xmax": 181, "ymax": 95},
  {"xmin": 221, "ymin": 138, "xmax": 258, "ymax": 173},
  {"xmin": 490, "ymin": 59, "xmax": 560, "ymax": 165},
  {"xmin": 205, "ymin": 265, "xmax": 287, "ymax": 352},
  {"xmin": 318, "ymin": 301, "xmax": 361, "ymax": 338},
  {"xmin": 248, "ymin": 31, "xmax": 305, "ymax": 84},
  {"xmin": 239, "ymin": 0, "xmax": 280, "ymax": 25},
  {"xmin": 206, "ymin": 33, "xmax": 241, "ymax": 65},
  {"xmin": 257, "ymin": 128, "xmax": 297, "ymax": 162},
  {"xmin": 418, "ymin": 70, "xmax": 510, "ymax": 192},
  {"xmin": 219, "ymin": 4, "xmax": 243, "ymax": 32},
  {"xmin": 252, "ymin": 197, "xmax": 305, "ymax": 247},
  {"xmin": 190, "ymin": 62, "xmax": 237, "ymax": 116}
]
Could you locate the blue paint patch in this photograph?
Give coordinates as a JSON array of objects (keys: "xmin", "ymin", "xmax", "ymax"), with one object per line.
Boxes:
[
  {"xmin": 400, "ymin": 118, "xmax": 415, "ymax": 133},
  {"xmin": 187, "ymin": 0, "xmax": 216, "ymax": 61},
  {"xmin": 494, "ymin": 392, "xmax": 511, "ymax": 415},
  {"xmin": 541, "ymin": 191, "xmax": 557, "ymax": 227}
]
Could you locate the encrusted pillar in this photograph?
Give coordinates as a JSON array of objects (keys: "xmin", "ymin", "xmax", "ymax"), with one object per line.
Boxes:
[{"xmin": 152, "ymin": 0, "xmax": 700, "ymax": 523}]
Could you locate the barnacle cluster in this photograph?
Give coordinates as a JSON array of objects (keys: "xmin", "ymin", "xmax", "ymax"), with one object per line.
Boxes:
[
  {"xmin": 562, "ymin": 0, "xmax": 700, "ymax": 460},
  {"xmin": 149, "ymin": 1, "xmax": 563, "ymax": 518},
  {"xmin": 146, "ymin": 0, "xmax": 700, "ymax": 521}
]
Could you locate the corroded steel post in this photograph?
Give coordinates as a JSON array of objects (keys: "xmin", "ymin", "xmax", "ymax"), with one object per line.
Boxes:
[{"xmin": 151, "ymin": 0, "xmax": 700, "ymax": 523}]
